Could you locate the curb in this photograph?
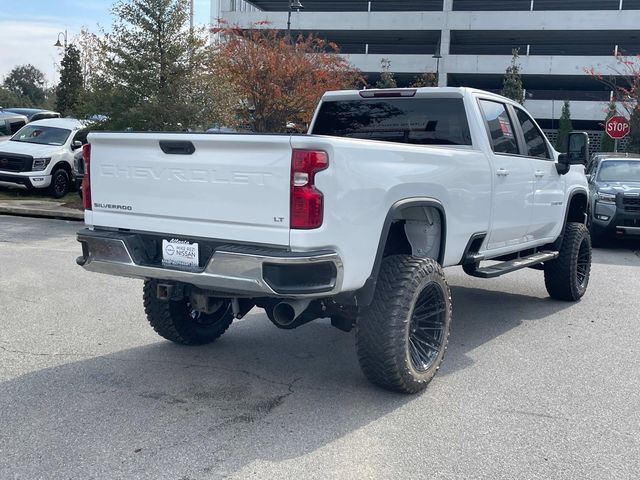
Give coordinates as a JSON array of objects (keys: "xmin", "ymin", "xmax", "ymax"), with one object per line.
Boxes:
[{"xmin": 0, "ymin": 204, "xmax": 84, "ymax": 221}]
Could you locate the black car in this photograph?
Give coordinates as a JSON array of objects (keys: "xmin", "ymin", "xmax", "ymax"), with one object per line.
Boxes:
[
  {"xmin": 587, "ymin": 154, "xmax": 640, "ymax": 245},
  {"xmin": 0, "ymin": 111, "xmax": 28, "ymax": 139},
  {"xmin": 2, "ymin": 108, "xmax": 61, "ymax": 122}
]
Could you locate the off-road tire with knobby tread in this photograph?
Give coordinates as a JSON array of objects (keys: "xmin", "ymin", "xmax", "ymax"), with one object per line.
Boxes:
[
  {"xmin": 356, "ymin": 255, "xmax": 452, "ymax": 394},
  {"xmin": 143, "ymin": 280, "xmax": 233, "ymax": 345},
  {"xmin": 544, "ymin": 222, "xmax": 592, "ymax": 301}
]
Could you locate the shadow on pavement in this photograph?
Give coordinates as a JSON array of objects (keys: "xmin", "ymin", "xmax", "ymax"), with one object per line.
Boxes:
[
  {"xmin": 591, "ymin": 236, "xmax": 640, "ymax": 266},
  {"xmin": 0, "ymin": 281, "xmax": 578, "ymax": 479},
  {"xmin": 444, "ymin": 285, "xmax": 573, "ymax": 375}
]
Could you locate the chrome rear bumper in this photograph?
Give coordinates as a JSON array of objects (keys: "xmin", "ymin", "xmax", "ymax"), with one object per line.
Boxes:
[{"xmin": 77, "ymin": 229, "xmax": 343, "ymax": 298}]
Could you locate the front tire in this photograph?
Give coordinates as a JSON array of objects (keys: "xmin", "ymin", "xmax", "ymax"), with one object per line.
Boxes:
[
  {"xmin": 356, "ymin": 255, "xmax": 452, "ymax": 394},
  {"xmin": 143, "ymin": 280, "xmax": 234, "ymax": 345},
  {"xmin": 49, "ymin": 167, "xmax": 70, "ymax": 199},
  {"xmin": 544, "ymin": 223, "xmax": 592, "ymax": 301}
]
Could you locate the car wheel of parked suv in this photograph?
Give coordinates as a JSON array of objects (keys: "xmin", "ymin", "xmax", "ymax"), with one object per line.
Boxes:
[
  {"xmin": 143, "ymin": 280, "xmax": 234, "ymax": 345},
  {"xmin": 49, "ymin": 167, "xmax": 70, "ymax": 199},
  {"xmin": 356, "ymin": 255, "xmax": 452, "ymax": 394},
  {"xmin": 544, "ymin": 223, "xmax": 592, "ymax": 301}
]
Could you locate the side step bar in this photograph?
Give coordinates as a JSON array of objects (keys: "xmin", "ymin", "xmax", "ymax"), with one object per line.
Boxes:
[{"xmin": 465, "ymin": 251, "xmax": 559, "ymax": 279}]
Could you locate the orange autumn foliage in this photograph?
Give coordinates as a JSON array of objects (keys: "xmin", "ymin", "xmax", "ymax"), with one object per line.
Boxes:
[{"xmin": 214, "ymin": 22, "xmax": 364, "ymax": 132}]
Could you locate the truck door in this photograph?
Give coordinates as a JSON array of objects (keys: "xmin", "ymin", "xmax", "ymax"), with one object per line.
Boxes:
[
  {"xmin": 478, "ymin": 99, "xmax": 535, "ymax": 250},
  {"xmin": 512, "ymin": 106, "xmax": 565, "ymax": 242}
]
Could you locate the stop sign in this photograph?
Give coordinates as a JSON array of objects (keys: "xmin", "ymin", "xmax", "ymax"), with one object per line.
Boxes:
[{"xmin": 606, "ymin": 116, "xmax": 630, "ymax": 140}]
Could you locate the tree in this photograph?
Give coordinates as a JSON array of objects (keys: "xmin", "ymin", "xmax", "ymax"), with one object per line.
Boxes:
[
  {"xmin": 74, "ymin": 28, "xmax": 106, "ymax": 88},
  {"xmin": 2, "ymin": 64, "xmax": 47, "ymax": 107},
  {"xmin": 587, "ymin": 54, "xmax": 640, "ymax": 153},
  {"xmin": 0, "ymin": 87, "xmax": 20, "ymax": 108},
  {"xmin": 56, "ymin": 45, "xmax": 84, "ymax": 116},
  {"xmin": 410, "ymin": 72, "xmax": 437, "ymax": 88},
  {"xmin": 600, "ymin": 101, "xmax": 616, "ymax": 152},
  {"xmin": 501, "ymin": 49, "xmax": 524, "ymax": 105},
  {"xmin": 215, "ymin": 23, "xmax": 363, "ymax": 132},
  {"xmin": 85, "ymin": 0, "xmax": 234, "ymax": 130},
  {"xmin": 376, "ymin": 58, "xmax": 397, "ymax": 89},
  {"xmin": 555, "ymin": 100, "xmax": 573, "ymax": 152},
  {"xmin": 628, "ymin": 108, "xmax": 640, "ymax": 154}
]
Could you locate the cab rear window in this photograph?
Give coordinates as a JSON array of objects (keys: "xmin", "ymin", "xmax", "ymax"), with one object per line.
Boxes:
[{"xmin": 311, "ymin": 98, "xmax": 472, "ymax": 146}]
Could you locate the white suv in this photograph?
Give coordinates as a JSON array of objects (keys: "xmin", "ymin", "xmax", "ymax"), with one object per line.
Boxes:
[{"xmin": 0, "ymin": 118, "xmax": 89, "ymax": 198}]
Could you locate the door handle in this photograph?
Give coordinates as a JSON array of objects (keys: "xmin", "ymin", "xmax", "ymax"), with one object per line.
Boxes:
[
  {"xmin": 496, "ymin": 168, "xmax": 510, "ymax": 177},
  {"xmin": 534, "ymin": 170, "xmax": 545, "ymax": 178}
]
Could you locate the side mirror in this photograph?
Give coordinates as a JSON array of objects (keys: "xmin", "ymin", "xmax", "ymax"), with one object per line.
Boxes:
[
  {"xmin": 71, "ymin": 140, "xmax": 83, "ymax": 150},
  {"xmin": 567, "ymin": 132, "xmax": 589, "ymax": 165},
  {"xmin": 557, "ymin": 132, "xmax": 589, "ymax": 175}
]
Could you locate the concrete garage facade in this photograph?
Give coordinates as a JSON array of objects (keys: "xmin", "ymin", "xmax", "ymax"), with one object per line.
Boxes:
[{"xmin": 213, "ymin": 0, "xmax": 640, "ymax": 150}]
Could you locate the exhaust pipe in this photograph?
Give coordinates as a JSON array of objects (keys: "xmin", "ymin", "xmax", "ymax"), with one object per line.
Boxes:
[{"xmin": 271, "ymin": 299, "xmax": 312, "ymax": 329}]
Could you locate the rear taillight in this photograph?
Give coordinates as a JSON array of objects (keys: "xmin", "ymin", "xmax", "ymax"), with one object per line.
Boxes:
[
  {"xmin": 290, "ymin": 149, "xmax": 328, "ymax": 229},
  {"xmin": 82, "ymin": 143, "xmax": 92, "ymax": 210}
]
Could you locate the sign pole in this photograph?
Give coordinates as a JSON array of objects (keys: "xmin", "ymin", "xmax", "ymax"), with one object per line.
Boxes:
[{"xmin": 614, "ymin": 138, "xmax": 618, "ymax": 153}]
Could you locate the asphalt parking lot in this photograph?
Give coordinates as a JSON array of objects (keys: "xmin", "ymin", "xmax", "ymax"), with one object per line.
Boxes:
[{"xmin": 1, "ymin": 215, "xmax": 639, "ymax": 480}]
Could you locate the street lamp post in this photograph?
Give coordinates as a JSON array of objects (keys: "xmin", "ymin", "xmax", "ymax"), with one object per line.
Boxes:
[
  {"xmin": 432, "ymin": 53, "xmax": 442, "ymax": 83},
  {"xmin": 287, "ymin": 0, "xmax": 304, "ymax": 35},
  {"xmin": 54, "ymin": 30, "xmax": 68, "ymax": 49},
  {"xmin": 432, "ymin": 38, "xmax": 442, "ymax": 85}
]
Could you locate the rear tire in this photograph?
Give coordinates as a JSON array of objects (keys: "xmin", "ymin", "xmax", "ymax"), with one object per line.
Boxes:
[
  {"xmin": 544, "ymin": 223, "xmax": 591, "ymax": 301},
  {"xmin": 143, "ymin": 280, "xmax": 234, "ymax": 345},
  {"xmin": 356, "ymin": 255, "xmax": 452, "ymax": 394}
]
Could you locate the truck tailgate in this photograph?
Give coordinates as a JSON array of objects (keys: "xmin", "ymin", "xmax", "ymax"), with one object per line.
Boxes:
[{"xmin": 86, "ymin": 133, "xmax": 292, "ymax": 246}]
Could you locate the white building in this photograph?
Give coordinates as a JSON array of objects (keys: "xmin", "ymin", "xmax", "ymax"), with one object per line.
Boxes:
[{"xmin": 213, "ymin": 0, "xmax": 640, "ymax": 148}]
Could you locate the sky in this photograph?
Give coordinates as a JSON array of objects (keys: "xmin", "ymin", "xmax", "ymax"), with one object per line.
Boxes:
[{"xmin": 0, "ymin": 0, "xmax": 211, "ymax": 85}]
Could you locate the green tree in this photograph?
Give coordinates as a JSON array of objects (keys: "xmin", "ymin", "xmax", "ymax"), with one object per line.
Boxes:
[
  {"xmin": 555, "ymin": 100, "xmax": 573, "ymax": 152},
  {"xmin": 376, "ymin": 58, "xmax": 397, "ymax": 89},
  {"xmin": 410, "ymin": 72, "xmax": 437, "ymax": 88},
  {"xmin": 501, "ymin": 49, "xmax": 524, "ymax": 105},
  {"xmin": 85, "ymin": 0, "xmax": 234, "ymax": 130},
  {"xmin": 56, "ymin": 45, "xmax": 84, "ymax": 116},
  {"xmin": 600, "ymin": 101, "xmax": 616, "ymax": 152},
  {"xmin": 0, "ymin": 87, "xmax": 20, "ymax": 108},
  {"xmin": 2, "ymin": 64, "xmax": 47, "ymax": 107}
]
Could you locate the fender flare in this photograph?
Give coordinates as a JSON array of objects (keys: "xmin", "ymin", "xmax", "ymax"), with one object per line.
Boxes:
[
  {"xmin": 564, "ymin": 188, "xmax": 589, "ymax": 225},
  {"xmin": 49, "ymin": 159, "xmax": 73, "ymax": 178},
  {"xmin": 349, "ymin": 197, "xmax": 447, "ymax": 306}
]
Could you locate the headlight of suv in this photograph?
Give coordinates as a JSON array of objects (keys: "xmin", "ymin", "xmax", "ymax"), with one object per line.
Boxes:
[
  {"xmin": 32, "ymin": 157, "xmax": 51, "ymax": 171},
  {"xmin": 596, "ymin": 192, "xmax": 616, "ymax": 204}
]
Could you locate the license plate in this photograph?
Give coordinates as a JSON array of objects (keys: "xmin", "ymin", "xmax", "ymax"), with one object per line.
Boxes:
[{"xmin": 162, "ymin": 239, "xmax": 199, "ymax": 268}]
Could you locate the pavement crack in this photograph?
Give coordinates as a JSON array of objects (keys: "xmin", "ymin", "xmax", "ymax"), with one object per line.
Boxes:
[
  {"xmin": 108, "ymin": 354, "xmax": 298, "ymax": 390},
  {"xmin": 497, "ymin": 408, "xmax": 568, "ymax": 421},
  {"xmin": 0, "ymin": 344, "xmax": 95, "ymax": 358}
]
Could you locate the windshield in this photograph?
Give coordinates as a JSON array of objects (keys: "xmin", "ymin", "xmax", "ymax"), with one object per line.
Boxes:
[
  {"xmin": 597, "ymin": 160, "xmax": 640, "ymax": 183},
  {"xmin": 311, "ymin": 98, "xmax": 472, "ymax": 146},
  {"xmin": 11, "ymin": 125, "xmax": 71, "ymax": 146}
]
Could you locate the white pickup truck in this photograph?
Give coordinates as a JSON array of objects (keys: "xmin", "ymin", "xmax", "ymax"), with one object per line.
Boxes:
[
  {"xmin": 0, "ymin": 118, "xmax": 89, "ymax": 198},
  {"xmin": 77, "ymin": 88, "xmax": 592, "ymax": 393}
]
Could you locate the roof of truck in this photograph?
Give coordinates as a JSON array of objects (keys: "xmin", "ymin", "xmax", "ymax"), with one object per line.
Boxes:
[{"xmin": 321, "ymin": 87, "xmax": 511, "ymax": 103}]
